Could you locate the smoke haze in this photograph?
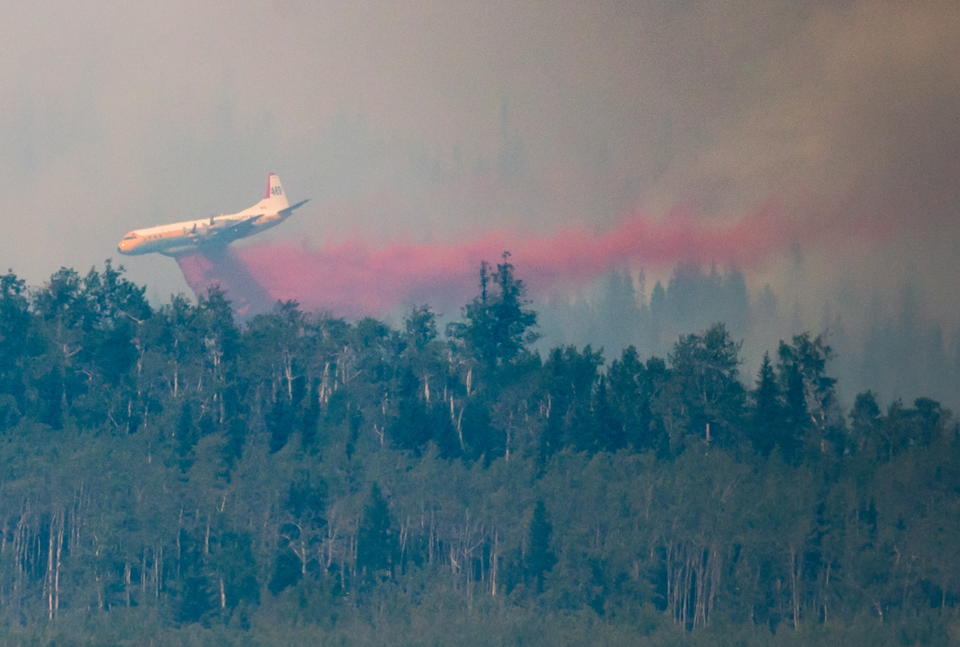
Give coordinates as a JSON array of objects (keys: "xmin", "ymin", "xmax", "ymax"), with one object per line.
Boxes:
[
  {"xmin": 184, "ymin": 203, "xmax": 884, "ymax": 318},
  {"xmin": 2, "ymin": 1, "xmax": 959, "ymax": 355}
]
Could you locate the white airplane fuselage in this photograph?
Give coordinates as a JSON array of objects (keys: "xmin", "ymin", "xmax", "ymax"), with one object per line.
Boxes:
[{"xmin": 117, "ymin": 173, "xmax": 307, "ymax": 256}]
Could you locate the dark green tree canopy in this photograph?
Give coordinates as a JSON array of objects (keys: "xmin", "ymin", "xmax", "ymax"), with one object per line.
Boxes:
[
  {"xmin": 0, "ymin": 260, "xmax": 952, "ymax": 643},
  {"xmin": 448, "ymin": 253, "xmax": 540, "ymax": 374}
]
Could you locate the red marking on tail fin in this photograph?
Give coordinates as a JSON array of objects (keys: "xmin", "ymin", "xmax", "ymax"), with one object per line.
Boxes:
[{"xmin": 264, "ymin": 173, "xmax": 276, "ymax": 199}]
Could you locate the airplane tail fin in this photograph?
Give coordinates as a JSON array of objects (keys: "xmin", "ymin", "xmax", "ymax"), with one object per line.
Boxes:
[{"xmin": 256, "ymin": 173, "xmax": 290, "ymax": 211}]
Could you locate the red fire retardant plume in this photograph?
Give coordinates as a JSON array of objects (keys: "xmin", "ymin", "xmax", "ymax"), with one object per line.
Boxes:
[
  {"xmin": 174, "ymin": 206, "xmax": 859, "ymax": 317},
  {"xmin": 175, "ymin": 245, "xmax": 274, "ymax": 316}
]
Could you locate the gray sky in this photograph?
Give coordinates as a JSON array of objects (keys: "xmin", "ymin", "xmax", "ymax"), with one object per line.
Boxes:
[{"xmin": 2, "ymin": 0, "xmax": 958, "ymax": 326}]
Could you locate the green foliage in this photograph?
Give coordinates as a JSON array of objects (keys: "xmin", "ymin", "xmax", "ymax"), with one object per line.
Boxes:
[
  {"xmin": 0, "ymin": 260, "xmax": 954, "ymax": 642},
  {"xmin": 777, "ymin": 333, "xmax": 842, "ymax": 460},
  {"xmin": 448, "ymin": 253, "xmax": 540, "ymax": 375},
  {"xmin": 357, "ymin": 483, "xmax": 396, "ymax": 582},
  {"xmin": 751, "ymin": 352, "xmax": 784, "ymax": 456},
  {"xmin": 662, "ymin": 323, "xmax": 745, "ymax": 452},
  {"xmin": 176, "ymin": 575, "xmax": 216, "ymax": 625},
  {"xmin": 268, "ymin": 551, "xmax": 302, "ymax": 596},
  {"xmin": 526, "ymin": 500, "xmax": 556, "ymax": 593}
]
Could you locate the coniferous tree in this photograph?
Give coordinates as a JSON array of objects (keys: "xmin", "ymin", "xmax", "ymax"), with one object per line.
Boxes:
[
  {"xmin": 607, "ymin": 346, "xmax": 649, "ymax": 449},
  {"xmin": 176, "ymin": 575, "xmax": 216, "ymax": 625},
  {"xmin": 526, "ymin": 500, "xmax": 556, "ymax": 594},
  {"xmin": 389, "ymin": 366, "xmax": 432, "ymax": 452},
  {"xmin": 175, "ymin": 400, "xmax": 198, "ymax": 472},
  {"xmin": 211, "ymin": 531, "xmax": 260, "ymax": 609},
  {"xmin": 0, "ymin": 272, "xmax": 32, "ymax": 424},
  {"xmin": 778, "ymin": 333, "xmax": 841, "ymax": 459},
  {"xmin": 750, "ymin": 352, "xmax": 783, "ymax": 456},
  {"xmin": 540, "ymin": 345, "xmax": 603, "ymax": 457},
  {"xmin": 0, "ymin": 260, "xmax": 955, "ymax": 641},
  {"xmin": 268, "ymin": 551, "xmax": 302, "ymax": 596},
  {"xmin": 266, "ymin": 387, "xmax": 295, "ymax": 454},
  {"xmin": 850, "ymin": 390, "xmax": 882, "ymax": 457},
  {"xmin": 299, "ymin": 377, "xmax": 321, "ymax": 452},
  {"xmin": 403, "ymin": 304, "xmax": 438, "ymax": 351},
  {"xmin": 357, "ymin": 484, "xmax": 396, "ymax": 582},
  {"xmin": 665, "ymin": 323, "xmax": 744, "ymax": 450},
  {"xmin": 449, "ymin": 253, "xmax": 539, "ymax": 375},
  {"xmin": 592, "ymin": 375, "xmax": 626, "ymax": 451},
  {"xmin": 778, "ymin": 342, "xmax": 810, "ymax": 463}
]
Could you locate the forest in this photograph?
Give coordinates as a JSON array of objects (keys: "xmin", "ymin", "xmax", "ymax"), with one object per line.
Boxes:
[
  {"xmin": 0, "ymin": 257, "xmax": 957, "ymax": 646},
  {"xmin": 537, "ymin": 263, "xmax": 960, "ymax": 412}
]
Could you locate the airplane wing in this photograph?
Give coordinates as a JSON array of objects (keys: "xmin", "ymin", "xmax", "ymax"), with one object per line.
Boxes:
[
  {"xmin": 206, "ymin": 215, "xmax": 260, "ymax": 240},
  {"xmin": 279, "ymin": 199, "xmax": 310, "ymax": 216}
]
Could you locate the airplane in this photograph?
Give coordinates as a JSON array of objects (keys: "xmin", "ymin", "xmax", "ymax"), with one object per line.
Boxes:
[{"xmin": 117, "ymin": 173, "xmax": 308, "ymax": 256}]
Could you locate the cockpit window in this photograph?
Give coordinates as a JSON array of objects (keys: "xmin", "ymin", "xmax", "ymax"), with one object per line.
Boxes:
[{"xmin": 122, "ymin": 233, "xmax": 138, "ymax": 240}]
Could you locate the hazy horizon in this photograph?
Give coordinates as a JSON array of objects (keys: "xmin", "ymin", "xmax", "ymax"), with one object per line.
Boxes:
[{"xmin": 3, "ymin": 1, "xmax": 959, "ymax": 334}]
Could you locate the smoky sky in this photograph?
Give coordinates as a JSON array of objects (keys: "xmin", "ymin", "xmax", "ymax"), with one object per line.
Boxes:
[{"xmin": 2, "ymin": 1, "xmax": 958, "ymax": 326}]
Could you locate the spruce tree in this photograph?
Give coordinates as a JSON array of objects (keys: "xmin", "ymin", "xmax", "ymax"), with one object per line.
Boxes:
[
  {"xmin": 357, "ymin": 484, "xmax": 396, "ymax": 582},
  {"xmin": 449, "ymin": 253, "xmax": 539, "ymax": 374},
  {"xmin": 526, "ymin": 500, "xmax": 556, "ymax": 593},
  {"xmin": 750, "ymin": 352, "xmax": 782, "ymax": 456}
]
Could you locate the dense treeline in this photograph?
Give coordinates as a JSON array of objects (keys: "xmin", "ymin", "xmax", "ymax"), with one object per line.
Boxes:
[
  {"xmin": 0, "ymin": 258, "xmax": 957, "ymax": 645},
  {"xmin": 538, "ymin": 264, "xmax": 960, "ymax": 411}
]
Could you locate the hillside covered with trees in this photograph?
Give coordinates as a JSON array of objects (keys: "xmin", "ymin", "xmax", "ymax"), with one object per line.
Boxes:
[
  {"xmin": 537, "ymin": 264, "xmax": 960, "ymax": 412},
  {"xmin": 0, "ymin": 257, "xmax": 957, "ymax": 645}
]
